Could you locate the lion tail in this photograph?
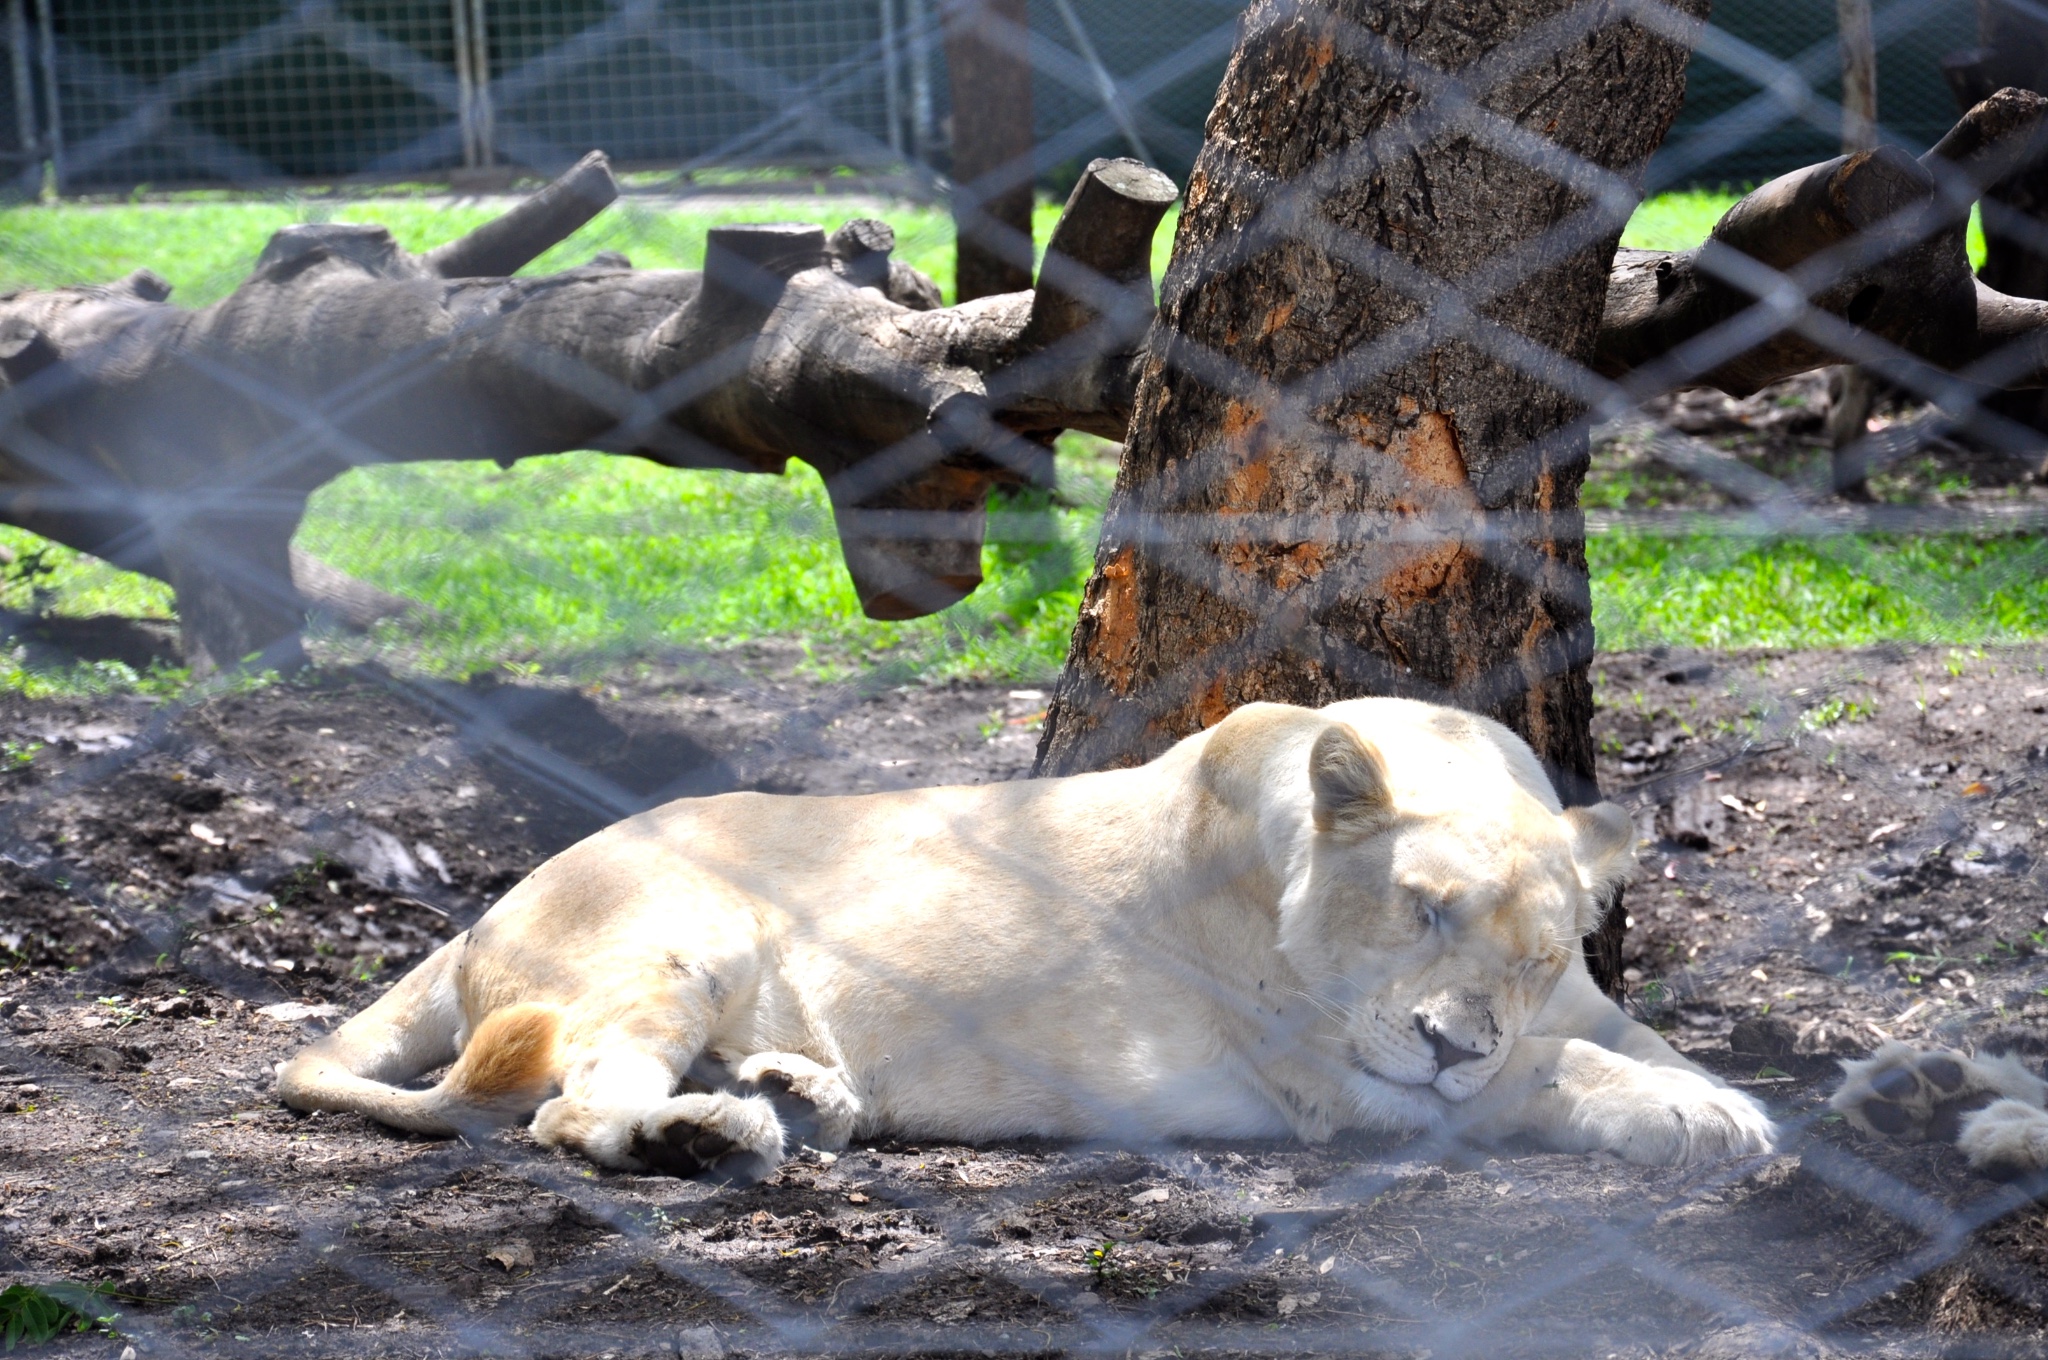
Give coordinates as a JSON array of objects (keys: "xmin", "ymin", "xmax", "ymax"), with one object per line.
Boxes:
[{"xmin": 275, "ymin": 934, "xmax": 561, "ymax": 1136}]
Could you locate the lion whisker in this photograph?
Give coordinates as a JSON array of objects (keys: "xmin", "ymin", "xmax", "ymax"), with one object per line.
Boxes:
[{"xmin": 1279, "ymin": 983, "xmax": 1348, "ymax": 1025}]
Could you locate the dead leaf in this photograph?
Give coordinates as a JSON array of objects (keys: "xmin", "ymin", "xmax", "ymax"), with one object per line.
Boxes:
[
  {"xmin": 255, "ymin": 1001, "xmax": 339, "ymax": 1023},
  {"xmin": 1128, "ymin": 1186, "xmax": 1170, "ymax": 1205},
  {"xmin": 484, "ymin": 1239, "xmax": 535, "ymax": 1271},
  {"xmin": 1277, "ymin": 1292, "xmax": 1320, "ymax": 1316}
]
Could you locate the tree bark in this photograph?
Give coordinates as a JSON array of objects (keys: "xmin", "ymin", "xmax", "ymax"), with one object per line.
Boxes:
[
  {"xmin": 940, "ymin": 0, "xmax": 1036, "ymax": 301},
  {"xmin": 1033, "ymin": 0, "xmax": 1706, "ymax": 994}
]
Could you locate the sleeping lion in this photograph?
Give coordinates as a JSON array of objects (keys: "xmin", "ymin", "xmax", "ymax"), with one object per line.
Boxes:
[{"xmin": 278, "ymin": 698, "xmax": 1775, "ymax": 1174}]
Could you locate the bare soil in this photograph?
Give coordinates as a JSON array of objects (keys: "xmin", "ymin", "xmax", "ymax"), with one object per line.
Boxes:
[{"xmin": 0, "ymin": 632, "xmax": 2044, "ymax": 1359}]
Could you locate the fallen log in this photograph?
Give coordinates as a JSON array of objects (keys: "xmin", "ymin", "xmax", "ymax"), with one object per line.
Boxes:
[
  {"xmin": 1596, "ymin": 88, "xmax": 2048, "ymax": 401},
  {"xmin": 0, "ymin": 152, "xmax": 1178, "ymax": 671}
]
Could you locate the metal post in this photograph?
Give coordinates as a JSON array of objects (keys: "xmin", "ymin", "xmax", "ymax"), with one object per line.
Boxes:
[
  {"xmin": 1826, "ymin": 0, "xmax": 1880, "ymax": 494},
  {"xmin": 878, "ymin": 0, "xmax": 904, "ymax": 159},
  {"xmin": 1836, "ymin": 0, "xmax": 1877, "ymax": 154},
  {"xmin": 7, "ymin": 0, "xmax": 37, "ymax": 194},
  {"xmin": 7, "ymin": 1, "xmax": 34, "ymax": 152},
  {"xmin": 452, "ymin": 0, "xmax": 479, "ymax": 168},
  {"xmin": 451, "ymin": 0, "xmax": 494, "ymax": 170},
  {"xmin": 467, "ymin": 0, "xmax": 493, "ymax": 168},
  {"xmin": 34, "ymin": 0, "xmax": 59, "ymax": 195},
  {"xmin": 906, "ymin": 0, "xmax": 934, "ymax": 166}
]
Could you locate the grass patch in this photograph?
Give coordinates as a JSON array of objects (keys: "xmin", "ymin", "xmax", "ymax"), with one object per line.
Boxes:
[
  {"xmin": 0, "ymin": 537, "xmax": 173, "ymax": 620},
  {"xmin": 0, "ymin": 197, "xmax": 956, "ymax": 307},
  {"xmin": 0, "ymin": 195, "xmax": 1171, "ymax": 309},
  {"xmin": 0, "ymin": 1281, "xmax": 121, "ymax": 1349},
  {"xmin": 1592, "ymin": 529, "xmax": 2048, "ymax": 649},
  {"xmin": 1618, "ymin": 189, "xmax": 1739, "ymax": 252},
  {"xmin": 297, "ymin": 434, "xmax": 1119, "ymax": 682}
]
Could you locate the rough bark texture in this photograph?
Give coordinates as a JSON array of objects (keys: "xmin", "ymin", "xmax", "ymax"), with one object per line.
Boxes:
[
  {"xmin": 1032, "ymin": 0, "xmax": 1705, "ymax": 993},
  {"xmin": 941, "ymin": 0, "xmax": 1037, "ymax": 302},
  {"xmin": 0, "ymin": 153, "xmax": 1176, "ymax": 671}
]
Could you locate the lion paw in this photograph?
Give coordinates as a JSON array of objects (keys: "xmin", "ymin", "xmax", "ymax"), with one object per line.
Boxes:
[
  {"xmin": 734, "ymin": 1052, "xmax": 859, "ymax": 1149},
  {"xmin": 1593, "ymin": 1068, "xmax": 1777, "ymax": 1165},
  {"xmin": 628, "ymin": 1092, "xmax": 785, "ymax": 1180},
  {"xmin": 1957, "ymin": 1099, "xmax": 2048, "ymax": 1179},
  {"xmin": 536, "ymin": 1090, "xmax": 784, "ymax": 1178},
  {"xmin": 1830, "ymin": 1042, "xmax": 2046, "ymax": 1146}
]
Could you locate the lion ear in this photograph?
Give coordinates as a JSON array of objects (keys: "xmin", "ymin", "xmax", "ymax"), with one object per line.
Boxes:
[
  {"xmin": 1563, "ymin": 802, "xmax": 1637, "ymax": 904},
  {"xmin": 1309, "ymin": 723, "xmax": 1393, "ymax": 832}
]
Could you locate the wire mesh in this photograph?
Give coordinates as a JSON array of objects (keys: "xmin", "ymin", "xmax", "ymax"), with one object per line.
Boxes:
[
  {"xmin": 2, "ymin": 1, "xmax": 2048, "ymax": 1358},
  {"xmin": 1657, "ymin": 0, "xmax": 1980, "ymax": 189},
  {"xmin": 18, "ymin": 1, "xmax": 1245, "ymax": 193}
]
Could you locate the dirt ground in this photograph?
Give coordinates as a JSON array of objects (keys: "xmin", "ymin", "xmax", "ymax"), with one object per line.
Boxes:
[
  {"xmin": 0, "ymin": 631, "xmax": 2044, "ymax": 1359},
  {"xmin": 3, "ymin": 374, "xmax": 2048, "ymax": 1359}
]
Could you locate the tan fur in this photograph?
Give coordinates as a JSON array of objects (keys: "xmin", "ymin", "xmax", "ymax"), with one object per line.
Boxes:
[
  {"xmin": 446, "ymin": 1003, "xmax": 560, "ymax": 1105},
  {"xmin": 280, "ymin": 697, "xmax": 1774, "ymax": 1174}
]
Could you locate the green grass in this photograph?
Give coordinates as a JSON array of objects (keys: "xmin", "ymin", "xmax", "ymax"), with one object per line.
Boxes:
[
  {"xmin": 1618, "ymin": 189, "xmax": 1739, "ymax": 252},
  {"xmin": 0, "ymin": 195, "xmax": 1169, "ymax": 309},
  {"xmin": 0, "ymin": 189, "xmax": 2035, "ymax": 690},
  {"xmin": 0, "ymin": 1281, "xmax": 121, "ymax": 1350},
  {"xmin": 296, "ymin": 439, "xmax": 1115, "ymax": 681},
  {"xmin": 1591, "ymin": 529, "xmax": 2048, "ymax": 650}
]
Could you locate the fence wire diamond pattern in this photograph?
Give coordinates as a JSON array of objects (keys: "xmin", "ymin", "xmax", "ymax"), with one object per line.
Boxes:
[{"xmin": 1, "ymin": 2, "xmax": 2048, "ymax": 1358}]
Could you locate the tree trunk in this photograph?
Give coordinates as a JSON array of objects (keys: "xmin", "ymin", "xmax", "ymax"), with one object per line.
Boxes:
[
  {"xmin": 941, "ymin": 0, "xmax": 1036, "ymax": 301},
  {"xmin": 1034, "ymin": 0, "xmax": 1705, "ymax": 995}
]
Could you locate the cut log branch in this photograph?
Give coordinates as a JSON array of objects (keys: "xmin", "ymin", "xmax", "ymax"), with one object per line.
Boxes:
[{"xmin": 424, "ymin": 149, "xmax": 619, "ymax": 279}]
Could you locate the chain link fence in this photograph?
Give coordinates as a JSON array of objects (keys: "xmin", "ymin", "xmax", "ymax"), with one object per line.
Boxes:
[
  {"xmin": 0, "ymin": 1, "xmax": 1985, "ymax": 196},
  {"xmin": 0, "ymin": 0, "xmax": 1241, "ymax": 193},
  {"xmin": 1657, "ymin": 0, "xmax": 1979, "ymax": 189},
  {"xmin": 2, "ymin": 0, "xmax": 2048, "ymax": 1358}
]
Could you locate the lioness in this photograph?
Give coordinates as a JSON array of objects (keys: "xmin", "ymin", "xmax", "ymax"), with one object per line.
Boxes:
[{"xmin": 279, "ymin": 698, "xmax": 1774, "ymax": 1174}]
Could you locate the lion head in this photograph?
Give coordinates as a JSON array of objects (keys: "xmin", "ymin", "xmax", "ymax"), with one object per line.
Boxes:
[{"xmin": 1271, "ymin": 701, "xmax": 1636, "ymax": 1107}]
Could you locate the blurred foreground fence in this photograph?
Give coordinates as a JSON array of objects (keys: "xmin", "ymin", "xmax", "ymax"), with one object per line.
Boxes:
[
  {"xmin": 0, "ymin": 0, "xmax": 2000, "ymax": 197},
  {"xmin": 2, "ymin": 1, "xmax": 2048, "ymax": 1359},
  {"xmin": 0, "ymin": 0, "xmax": 1240, "ymax": 194}
]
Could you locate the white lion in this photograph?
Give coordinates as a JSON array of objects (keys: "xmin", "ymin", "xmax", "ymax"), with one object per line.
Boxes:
[{"xmin": 279, "ymin": 698, "xmax": 1775, "ymax": 1175}]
